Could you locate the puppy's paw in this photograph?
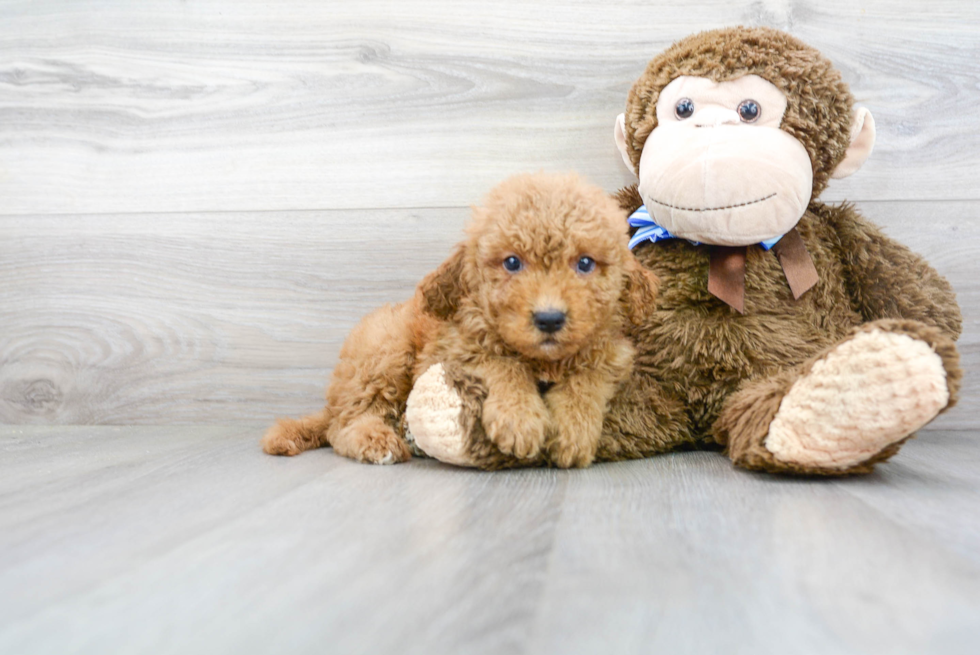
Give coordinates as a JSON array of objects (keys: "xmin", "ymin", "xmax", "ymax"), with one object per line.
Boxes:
[
  {"xmin": 547, "ymin": 416, "xmax": 601, "ymax": 468},
  {"xmin": 261, "ymin": 419, "xmax": 305, "ymax": 456},
  {"xmin": 482, "ymin": 394, "xmax": 548, "ymax": 459},
  {"xmin": 335, "ymin": 415, "xmax": 412, "ymax": 465},
  {"xmin": 549, "ymin": 438, "xmax": 597, "ymax": 469}
]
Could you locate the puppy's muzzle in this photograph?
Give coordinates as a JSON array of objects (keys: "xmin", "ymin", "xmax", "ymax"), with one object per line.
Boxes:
[{"xmin": 533, "ymin": 310, "xmax": 566, "ymax": 334}]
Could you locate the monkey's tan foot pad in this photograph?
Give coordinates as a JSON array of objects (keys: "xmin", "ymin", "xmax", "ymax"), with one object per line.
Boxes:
[
  {"xmin": 405, "ymin": 364, "xmax": 479, "ymax": 467},
  {"xmin": 766, "ymin": 328, "xmax": 950, "ymax": 470}
]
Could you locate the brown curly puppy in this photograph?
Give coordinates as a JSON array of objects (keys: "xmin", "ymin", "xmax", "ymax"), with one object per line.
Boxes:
[{"xmin": 261, "ymin": 172, "xmax": 658, "ymax": 468}]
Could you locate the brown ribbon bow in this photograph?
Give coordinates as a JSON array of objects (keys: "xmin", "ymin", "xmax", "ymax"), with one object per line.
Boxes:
[{"xmin": 707, "ymin": 228, "xmax": 818, "ymax": 313}]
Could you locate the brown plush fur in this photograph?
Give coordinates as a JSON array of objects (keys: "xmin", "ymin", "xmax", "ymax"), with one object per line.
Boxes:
[
  {"xmin": 261, "ymin": 173, "xmax": 658, "ymax": 467},
  {"xmin": 447, "ymin": 27, "xmax": 963, "ymax": 475},
  {"xmin": 456, "ymin": 187, "xmax": 963, "ymax": 474},
  {"xmin": 593, "ymin": 185, "xmax": 963, "ymax": 472},
  {"xmin": 594, "ymin": 27, "xmax": 963, "ymax": 475}
]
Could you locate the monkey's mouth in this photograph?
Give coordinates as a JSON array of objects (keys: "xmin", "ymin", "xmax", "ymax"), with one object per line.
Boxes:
[{"xmin": 647, "ymin": 192, "xmax": 776, "ymax": 213}]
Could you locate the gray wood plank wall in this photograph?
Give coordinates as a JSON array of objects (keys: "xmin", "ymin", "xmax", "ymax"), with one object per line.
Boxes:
[{"xmin": 1, "ymin": 1, "xmax": 978, "ymax": 426}]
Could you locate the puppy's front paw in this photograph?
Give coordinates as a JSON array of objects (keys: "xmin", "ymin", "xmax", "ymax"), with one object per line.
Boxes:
[
  {"xmin": 549, "ymin": 437, "xmax": 597, "ymax": 469},
  {"xmin": 547, "ymin": 415, "xmax": 601, "ymax": 468},
  {"xmin": 482, "ymin": 395, "xmax": 548, "ymax": 459}
]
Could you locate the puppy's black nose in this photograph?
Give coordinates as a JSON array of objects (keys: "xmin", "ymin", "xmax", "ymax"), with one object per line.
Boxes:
[{"xmin": 533, "ymin": 310, "xmax": 566, "ymax": 334}]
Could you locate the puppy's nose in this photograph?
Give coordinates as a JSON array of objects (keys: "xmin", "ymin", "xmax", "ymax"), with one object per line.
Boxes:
[{"xmin": 533, "ymin": 310, "xmax": 566, "ymax": 334}]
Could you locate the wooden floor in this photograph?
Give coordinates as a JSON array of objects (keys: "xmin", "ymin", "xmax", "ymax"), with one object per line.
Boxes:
[{"xmin": 1, "ymin": 425, "xmax": 978, "ymax": 655}]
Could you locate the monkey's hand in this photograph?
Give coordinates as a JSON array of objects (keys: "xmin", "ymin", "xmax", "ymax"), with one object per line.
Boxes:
[
  {"xmin": 407, "ymin": 363, "xmax": 546, "ymax": 469},
  {"xmin": 405, "ymin": 363, "xmax": 477, "ymax": 466}
]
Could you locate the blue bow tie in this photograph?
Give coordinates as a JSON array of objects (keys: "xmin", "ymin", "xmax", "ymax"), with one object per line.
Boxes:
[{"xmin": 628, "ymin": 205, "xmax": 783, "ymax": 251}]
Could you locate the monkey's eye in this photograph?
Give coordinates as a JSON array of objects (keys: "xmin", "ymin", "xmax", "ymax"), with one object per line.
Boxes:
[
  {"xmin": 674, "ymin": 98, "xmax": 695, "ymax": 119},
  {"xmin": 737, "ymin": 99, "xmax": 760, "ymax": 123},
  {"xmin": 502, "ymin": 256, "xmax": 523, "ymax": 273},
  {"xmin": 576, "ymin": 256, "xmax": 596, "ymax": 274}
]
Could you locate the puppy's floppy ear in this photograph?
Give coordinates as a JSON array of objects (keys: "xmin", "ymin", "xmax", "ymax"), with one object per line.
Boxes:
[
  {"xmin": 418, "ymin": 245, "xmax": 468, "ymax": 319},
  {"xmin": 620, "ymin": 257, "xmax": 659, "ymax": 325}
]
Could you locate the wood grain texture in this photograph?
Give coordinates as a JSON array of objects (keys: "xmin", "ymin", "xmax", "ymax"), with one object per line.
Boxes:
[
  {"xmin": 0, "ymin": 425, "xmax": 978, "ymax": 654},
  {"xmin": 2, "ymin": 200, "xmax": 977, "ymax": 428},
  {"xmin": 0, "ymin": 207, "xmax": 469, "ymax": 423},
  {"xmin": 0, "ymin": 0, "xmax": 978, "ymax": 215}
]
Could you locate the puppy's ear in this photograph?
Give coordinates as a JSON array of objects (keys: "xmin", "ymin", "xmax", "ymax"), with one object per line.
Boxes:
[
  {"xmin": 620, "ymin": 257, "xmax": 659, "ymax": 325},
  {"xmin": 418, "ymin": 245, "xmax": 468, "ymax": 319}
]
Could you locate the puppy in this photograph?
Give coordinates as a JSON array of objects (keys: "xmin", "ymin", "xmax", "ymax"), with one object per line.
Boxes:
[{"xmin": 261, "ymin": 173, "xmax": 658, "ymax": 468}]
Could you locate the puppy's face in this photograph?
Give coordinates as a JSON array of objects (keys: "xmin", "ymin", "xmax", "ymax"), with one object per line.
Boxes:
[{"xmin": 461, "ymin": 174, "xmax": 655, "ymax": 361}]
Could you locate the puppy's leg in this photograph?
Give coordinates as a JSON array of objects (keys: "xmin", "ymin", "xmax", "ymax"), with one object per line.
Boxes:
[
  {"xmin": 260, "ymin": 301, "xmax": 418, "ymax": 463},
  {"xmin": 479, "ymin": 358, "xmax": 550, "ymax": 459},
  {"xmin": 319, "ymin": 301, "xmax": 418, "ymax": 465},
  {"xmin": 263, "ymin": 405, "xmax": 411, "ymax": 464},
  {"xmin": 546, "ymin": 370, "xmax": 620, "ymax": 468},
  {"xmin": 330, "ymin": 412, "xmax": 411, "ymax": 465}
]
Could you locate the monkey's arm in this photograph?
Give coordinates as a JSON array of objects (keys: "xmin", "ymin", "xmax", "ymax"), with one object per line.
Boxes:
[{"xmin": 821, "ymin": 203, "xmax": 962, "ymax": 341}]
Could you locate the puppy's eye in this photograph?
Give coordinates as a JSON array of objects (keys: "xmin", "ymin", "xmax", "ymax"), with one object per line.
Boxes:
[
  {"xmin": 576, "ymin": 256, "xmax": 596, "ymax": 274},
  {"xmin": 737, "ymin": 99, "xmax": 760, "ymax": 123},
  {"xmin": 502, "ymin": 256, "xmax": 523, "ymax": 273},
  {"xmin": 675, "ymin": 98, "xmax": 695, "ymax": 119}
]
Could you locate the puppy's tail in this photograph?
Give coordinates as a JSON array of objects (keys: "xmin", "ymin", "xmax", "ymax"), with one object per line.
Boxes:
[{"xmin": 261, "ymin": 407, "xmax": 334, "ymax": 456}]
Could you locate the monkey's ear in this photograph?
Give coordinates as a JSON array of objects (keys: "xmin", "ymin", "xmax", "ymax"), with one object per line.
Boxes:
[
  {"xmin": 418, "ymin": 245, "xmax": 468, "ymax": 319},
  {"xmin": 831, "ymin": 107, "xmax": 876, "ymax": 180},
  {"xmin": 620, "ymin": 257, "xmax": 660, "ymax": 326},
  {"xmin": 614, "ymin": 113, "xmax": 637, "ymax": 175}
]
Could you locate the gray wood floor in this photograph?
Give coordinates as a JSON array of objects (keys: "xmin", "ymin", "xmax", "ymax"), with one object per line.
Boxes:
[{"xmin": 1, "ymin": 425, "xmax": 978, "ymax": 655}]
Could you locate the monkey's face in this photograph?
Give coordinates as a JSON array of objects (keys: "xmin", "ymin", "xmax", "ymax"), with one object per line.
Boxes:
[{"xmin": 619, "ymin": 75, "xmax": 815, "ymax": 246}]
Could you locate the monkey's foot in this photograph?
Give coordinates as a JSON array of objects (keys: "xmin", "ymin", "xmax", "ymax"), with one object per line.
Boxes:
[{"xmin": 766, "ymin": 327, "xmax": 951, "ymax": 470}]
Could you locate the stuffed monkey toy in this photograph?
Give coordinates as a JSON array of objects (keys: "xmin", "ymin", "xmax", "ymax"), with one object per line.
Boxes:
[{"xmin": 406, "ymin": 26, "xmax": 962, "ymax": 474}]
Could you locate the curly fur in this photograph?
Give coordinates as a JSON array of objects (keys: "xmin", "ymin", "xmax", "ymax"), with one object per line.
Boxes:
[{"xmin": 261, "ymin": 173, "xmax": 658, "ymax": 467}]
